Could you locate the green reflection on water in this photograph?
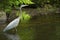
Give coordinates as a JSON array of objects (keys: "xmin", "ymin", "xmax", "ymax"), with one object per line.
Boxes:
[
  {"xmin": 0, "ymin": 14, "xmax": 60, "ymax": 40},
  {"xmin": 17, "ymin": 14, "xmax": 60, "ymax": 40}
]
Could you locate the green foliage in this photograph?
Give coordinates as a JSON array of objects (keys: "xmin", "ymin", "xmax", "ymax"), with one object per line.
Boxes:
[
  {"xmin": 20, "ymin": 11, "xmax": 31, "ymax": 22},
  {"xmin": 17, "ymin": 11, "xmax": 31, "ymax": 22},
  {"xmin": 19, "ymin": 0, "xmax": 34, "ymax": 4},
  {"xmin": 32, "ymin": 0, "xmax": 60, "ymax": 7},
  {"xmin": 0, "ymin": 0, "xmax": 34, "ymax": 12}
]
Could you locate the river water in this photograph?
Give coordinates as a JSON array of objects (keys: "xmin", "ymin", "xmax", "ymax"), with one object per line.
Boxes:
[{"xmin": 0, "ymin": 11, "xmax": 60, "ymax": 40}]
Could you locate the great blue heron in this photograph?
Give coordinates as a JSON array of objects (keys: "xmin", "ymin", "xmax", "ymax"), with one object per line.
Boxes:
[{"xmin": 3, "ymin": 5, "xmax": 28, "ymax": 32}]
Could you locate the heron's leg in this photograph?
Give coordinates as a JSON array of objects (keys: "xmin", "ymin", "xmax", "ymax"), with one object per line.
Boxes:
[{"xmin": 15, "ymin": 27, "xmax": 17, "ymax": 32}]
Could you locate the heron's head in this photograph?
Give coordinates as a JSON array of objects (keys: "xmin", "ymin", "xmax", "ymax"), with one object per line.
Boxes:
[{"xmin": 20, "ymin": 5, "xmax": 28, "ymax": 8}]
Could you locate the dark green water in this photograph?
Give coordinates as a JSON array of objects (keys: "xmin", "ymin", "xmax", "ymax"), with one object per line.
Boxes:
[
  {"xmin": 0, "ymin": 14, "xmax": 60, "ymax": 40},
  {"xmin": 17, "ymin": 14, "xmax": 60, "ymax": 40}
]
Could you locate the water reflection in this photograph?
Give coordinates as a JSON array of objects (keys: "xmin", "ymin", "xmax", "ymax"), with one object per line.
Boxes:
[
  {"xmin": 0, "ymin": 32, "xmax": 20, "ymax": 40},
  {"xmin": 4, "ymin": 33, "xmax": 20, "ymax": 40},
  {"xmin": 0, "ymin": 33, "xmax": 8, "ymax": 40}
]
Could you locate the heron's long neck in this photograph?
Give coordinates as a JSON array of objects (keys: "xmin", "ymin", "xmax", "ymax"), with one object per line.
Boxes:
[{"xmin": 19, "ymin": 7, "xmax": 22, "ymax": 18}]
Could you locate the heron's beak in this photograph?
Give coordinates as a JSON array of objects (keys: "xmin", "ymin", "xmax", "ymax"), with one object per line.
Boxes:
[{"xmin": 20, "ymin": 5, "xmax": 28, "ymax": 8}]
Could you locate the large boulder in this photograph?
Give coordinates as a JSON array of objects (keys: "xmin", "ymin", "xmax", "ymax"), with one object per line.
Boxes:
[{"xmin": 0, "ymin": 11, "xmax": 6, "ymax": 23}]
